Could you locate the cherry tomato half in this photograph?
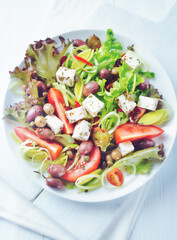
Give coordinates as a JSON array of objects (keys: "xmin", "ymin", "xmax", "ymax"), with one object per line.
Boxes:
[{"xmin": 107, "ymin": 168, "xmax": 124, "ymax": 187}]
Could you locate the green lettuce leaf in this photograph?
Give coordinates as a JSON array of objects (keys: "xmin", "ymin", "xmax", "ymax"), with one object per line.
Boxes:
[
  {"xmin": 26, "ymin": 38, "xmax": 70, "ymax": 84},
  {"xmin": 137, "ymin": 69, "xmax": 155, "ymax": 79}
]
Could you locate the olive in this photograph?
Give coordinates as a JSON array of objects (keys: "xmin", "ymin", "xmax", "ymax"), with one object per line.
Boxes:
[
  {"xmin": 111, "ymin": 149, "xmax": 122, "ymax": 161},
  {"xmin": 66, "ymin": 150, "xmax": 74, "ymax": 160},
  {"xmin": 46, "ymin": 177, "xmax": 64, "ymax": 190},
  {"xmin": 99, "ymin": 69, "xmax": 113, "ymax": 82},
  {"xmin": 92, "ymin": 128, "xmax": 110, "ymax": 147},
  {"xmin": 138, "ymin": 138, "xmax": 155, "ymax": 150},
  {"xmin": 37, "ymin": 81, "xmax": 48, "ymax": 97},
  {"xmin": 86, "ymin": 35, "xmax": 101, "ymax": 50},
  {"xmin": 83, "ymin": 81, "xmax": 100, "ymax": 97},
  {"xmin": 72, "ymin": 39, "xmax": 88, "ymax": 47},
  {"xmin": 105, "ymin": 154, "xmax": 113, "ymax": 162},
  {"xmin": 111, "ymin": 67, "xmax": 119, "ymax": 76},
  {"xmin": 47, "ymin": 164, "xmax": 66, "ymax": 177},
  {"xmin": 34, "ymin": 116, "xmax": 46, "ymax": 128},
  {"xmin": 137, "ymin": 83, "xmax": 148, "ymax": 91},
  {"xmin": 43, "ymin": 103, "xmax": 55, "ymax": 115},
  {"xmin": 79, "ymin": 140, "xmax": 93, "ymax": 155},
  {"xmin": 42, "ymin": 92, "xmax": 48, "ymax": 98},
  {"xmin": 84, "ymin": 155, "xmax": 90, "ymax": 162},
  {"xmin": 102, "ymin": 161, "xmax": 107, "ymax": 170},
  {"xmin": 26, "ymin": 105, "xmax": 44, "ymax": 122},
  {"xmin": 137, "ymin": 77, "xmax": 149, "ymax": 91},
  {"xmin": 107, "ymin": 160, "xmax": 114, "ymax": 167},
  {"xmin": 114, "ymin": 58, "xmax": 122, "ymax": 67},
  {"xmin": 36, "ymin": 128, "xmax": 55, "ymax": 141}
]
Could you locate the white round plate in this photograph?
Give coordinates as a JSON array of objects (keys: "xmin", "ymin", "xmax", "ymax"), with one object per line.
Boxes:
[{"xmin": 3, "ymin": 30, "xmax": 177, "ymax": 202}]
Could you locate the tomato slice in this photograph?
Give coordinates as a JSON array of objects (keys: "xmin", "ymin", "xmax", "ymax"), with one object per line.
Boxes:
[
  {"xmin": 107, "ymin": 168, "xmax": 124, "ymax": 187},
  {"xmin": 115, "ymin": 123, "xmax": 164, "ymax": 144},
  {"xmin": 14, "ymin": 127, "xmax": 62, "ymax": 160},
  {"xmin": 48, "ymin": 88, "xmax": 74, "ymax": 135},
  {"xmin": 61, "ymin": 146, "xmax": 101, "ymax": 182}
]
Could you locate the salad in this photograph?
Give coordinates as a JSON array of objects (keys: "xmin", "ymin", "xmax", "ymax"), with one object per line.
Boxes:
[{"xmin": 5, "ymin": 29, "xmax": 172, "ymax": 192}]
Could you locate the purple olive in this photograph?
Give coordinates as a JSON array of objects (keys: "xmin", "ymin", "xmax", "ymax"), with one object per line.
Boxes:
[
  {"xmin": 114, "ymin": 58, "xmax": 122, "ymax": 67},
  {"xmin": 99, "ymin": 69, "xmax": 113, "ymax": 82},
  {"xmin": 36, "ymin": 128, "xmax": 55, "ymax": 141},
  {"xmin": 78, "ymin": 141, "xmax": 94, "ymax": 155},
  {"xmin": 47, "ymin": 164, "xmax": 66, "ymax": 177},
  {"xmin": 138, "ymin": 139, "xmax": 155, "ymax": 150},
  {"xmin": 72, "ymin": 39, "xmax": 88, "ymax": 47},
  {"xmin": 26, "ymin": 105, "xmax": 44, "ymax": 122},
  {"xmin": 37, "ymin": 81, "xmax": 48, "ymax": 97},
  {"xmin": 46, "ymin": 177, "xmax": 64, "ymax": 190},
  {"xmin": 133, "ymin": 138, "xmax": 155, "ymax": 150},
  {"xmin": 137, "ymin": 77, "xmax": 149, "ymax": 91},
  {"xmin": 137, "ymin": 83, "xmax": 148, "ymax": 91},
  {"xmin": 83, "ymin": 81, "xmax": 100, "ymax": 97}
]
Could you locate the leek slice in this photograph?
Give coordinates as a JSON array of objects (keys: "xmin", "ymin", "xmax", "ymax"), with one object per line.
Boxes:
[
  {"xmin": 99, "ymin": 111, "xmax": 120, "ymax": 134},
  {"xmin": 138, "ymin": 109, "xmax": 169, "ymax": 125}
]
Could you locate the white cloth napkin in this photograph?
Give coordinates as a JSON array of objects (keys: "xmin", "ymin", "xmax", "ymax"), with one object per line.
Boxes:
[{"xmin": 1, "ymin": 1, "xmax": 176, "ymax": 240}]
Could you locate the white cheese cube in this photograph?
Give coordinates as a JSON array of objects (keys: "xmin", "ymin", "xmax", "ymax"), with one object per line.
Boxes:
[
  {"xmin": 137, "ymin": 96, "xmax": 158, "ymax": 111},
  {"xmin": 117, "ymin": 94, "xmax": 136, "ymax": 114},
  {"xmin": 56, "ymin": 67, "xmax": 76, "ymax": 87},
  {"xmin": 45, "ymin": 115, "xmax": 64, "ymax": 134},
  {"xmin": 118, "ymin": 141, "xmax": 135, "ymax": 157},
  {"xmin": 72, "ymin": 120, "xmax": 91, "ymax": 141},
  {"xmin": 65, "ymin": 106, "xmax": 87, "ymax": 124},
  {"xmin": 122, "ymin": 50, "xmax": 141, "ymax": 69},
  {"xmin": 82, "ymin": 94, "xmax": 104, "ymax": 117}
]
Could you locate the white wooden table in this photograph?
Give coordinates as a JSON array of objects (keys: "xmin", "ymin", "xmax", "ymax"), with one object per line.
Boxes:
[{"xmin": 1, "ymin": 0, "xmax": 177, "ymax": 239}]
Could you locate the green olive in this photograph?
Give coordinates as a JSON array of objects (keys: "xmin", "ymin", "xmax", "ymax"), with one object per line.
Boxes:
[
  {"xmin": 34, "ymin": 116, "xmax": 46, "ymax": 128},
  {"xmin": 105, "ymin": 154, "xmax": 112, "ymax": 162},
  {"xmin": 43, "ymin": 103, "xmax": 55, "ymax": 115},
  {"xmin": 92, "ymin": 128, "xmax": 110, "ymax": 147},
  {"xmin": 86, "ymin": 35, "xmax": 101, "ymax": 50},
  {"xmin": 66, "ymin": 150, "xmax": 74, "ymax": 160},
  {"xmin": 107, "ymin": 160, "xmax": 113, "ymax": 167},
  {"xmin": 111, "ymin": 149, "xmax": 122, "ymax": 161},
  {"xmin": 111, "ymin": 67, "xmax": 118, "ymax": 76}
]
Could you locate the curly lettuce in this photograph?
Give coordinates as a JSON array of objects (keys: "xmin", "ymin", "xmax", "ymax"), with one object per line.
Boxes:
[
  {"xmin": 113, "ymin": 144, "xmax": 165, "ymax": 175},
  {"xmin": 26, "ymin": 37, "xmax": 70, "ymax": 84}
]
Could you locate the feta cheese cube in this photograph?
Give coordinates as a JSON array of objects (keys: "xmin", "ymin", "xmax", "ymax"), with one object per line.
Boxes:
[
  {"xmin": 118, "ymin": 141, "xmax": 134, "ymax": 157},
  {"xmin": 65, "ymin": 106, "xmax": 87, "ymax": 124},
  {"xmin": 117, "ymin": 94, "xmax": 136, "ymax": 114},
  {"xmin": 122, "ymin": 50, "xmax": 141, "ymax": 69},
  {"xmin": 45, "ymin": 115, "xmax": 63, "ymax": 134},
  {"xmin": 56, "ymin": 67, "xmax": 76, "ymax": 87},
  {"xmin": 137, "ymin": 96, "xmax": 158, "ymax": 111},
  {"xmin": 82, "ymin": 94, "xmax": 104, "ymax": 117},
  {"xmin": 72, "ymin": 120, "xmax": 91, "ymax": 141}
]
